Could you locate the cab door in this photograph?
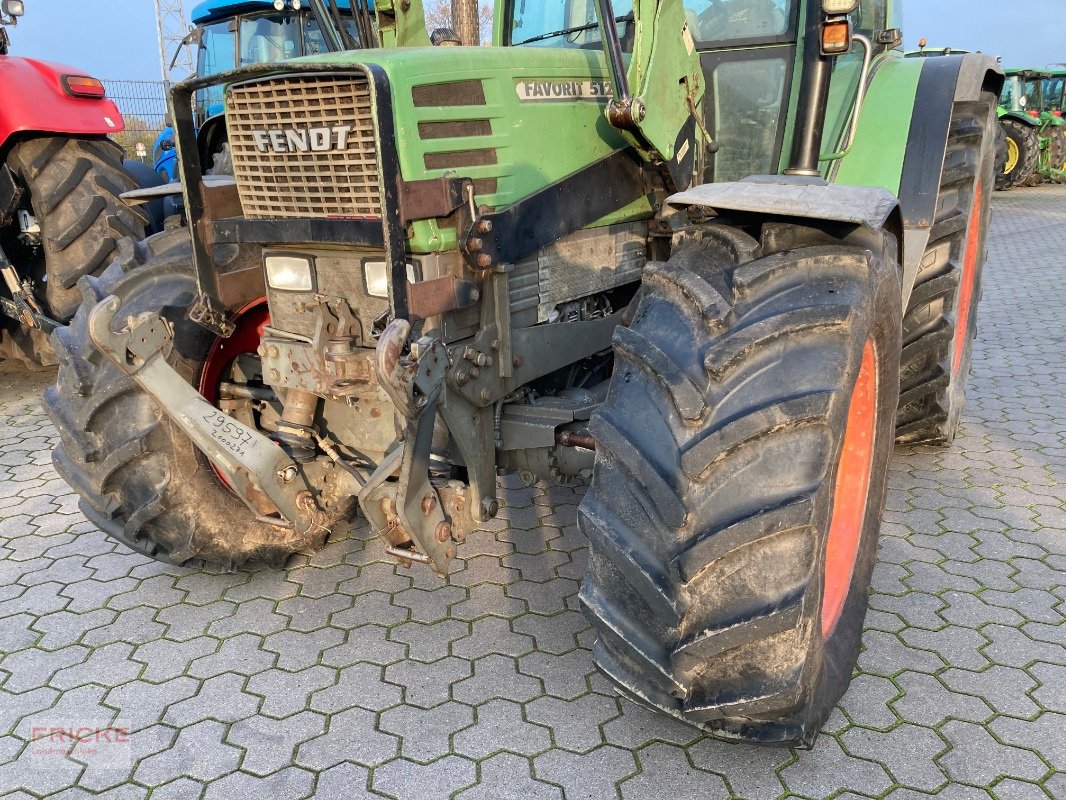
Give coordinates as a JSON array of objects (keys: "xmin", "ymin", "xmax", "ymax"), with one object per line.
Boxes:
[{"xmin": 690, "ymin": 0, "xmax": 801, "ymax": 182}]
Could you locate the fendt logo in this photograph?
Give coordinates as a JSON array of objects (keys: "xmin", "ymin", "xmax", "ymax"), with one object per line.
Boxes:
[{"xmin": 252, "ymin": 125, "xmax": 356, "ymax": 154}]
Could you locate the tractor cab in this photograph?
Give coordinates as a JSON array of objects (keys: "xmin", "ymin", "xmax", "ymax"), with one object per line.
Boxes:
[
  {"xmin": 153, "ymin": 0, "xmax": 364, "ymax": 180},
  {"xmin": 1041, "ymin": 70, "xmax": 1065, "ymax": 117}
]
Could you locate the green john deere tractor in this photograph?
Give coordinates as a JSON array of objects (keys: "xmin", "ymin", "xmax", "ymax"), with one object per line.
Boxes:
[
  {"xmin": 999, "ymin": 68, "xmax": 1066, "ymax": 188},
  {"xmin": 45, "ymin": 0, "xmax": 1000, "ymax": 745}
]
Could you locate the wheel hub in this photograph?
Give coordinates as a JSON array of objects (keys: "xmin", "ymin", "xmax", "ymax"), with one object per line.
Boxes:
[{"xmin": 1005, "ymin": 137, "xmax": 1019, "ymax": 174}]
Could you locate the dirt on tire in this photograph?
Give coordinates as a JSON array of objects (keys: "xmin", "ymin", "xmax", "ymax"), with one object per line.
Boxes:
[
  {"xmin": 578, "ymin": 220, "xmax": 902, "ymax": 745},
  {"xmin": 44, "ymin": 231, "xmax": 333, "ymax": 569}
]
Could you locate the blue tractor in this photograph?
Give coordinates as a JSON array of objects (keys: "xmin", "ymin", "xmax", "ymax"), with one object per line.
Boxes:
[{"xmin": 153, "ymin": 0, "xmax": 358, "ymax": 181}]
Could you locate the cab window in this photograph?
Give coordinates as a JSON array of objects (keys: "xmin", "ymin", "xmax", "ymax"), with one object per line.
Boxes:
[
  {"xmin": 239, "ymin": 12, "xmax": 301, "ymax": 65},
  {"xmin": 304, "ymin": 12, "xmax": 360, "ymax": 54},
  {"xmin": 196, "ymin": 21, "xmax": 237, "ymax": 120},
  {"xmin": 509, "ymin": 0, "xmax": 634, "ymax": 49},
  {"xmin": 1044, "ymin": 77, "xmax": 1064, "ymax": 111},
  {"xmin": 682, "ymin": 0, "xmax": 795, "ymax": 44},
  {"xmin": 198, "ymin": 20, "xmax": 237, "ymax": 76}
]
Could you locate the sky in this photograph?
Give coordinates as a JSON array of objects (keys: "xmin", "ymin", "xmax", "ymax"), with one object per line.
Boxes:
[{"xmin": 3, "ymin": 0, "xmax": 1064, "ymax": 83}]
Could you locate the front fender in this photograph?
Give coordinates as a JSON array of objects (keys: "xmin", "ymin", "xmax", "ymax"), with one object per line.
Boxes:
[
  {"xmin": 833, "ymin": 52, "xmax": 1001, "ymax": 306},
  {"xmin": 0, "ymin": 56, "xmax": 125, "ymax": 154}
]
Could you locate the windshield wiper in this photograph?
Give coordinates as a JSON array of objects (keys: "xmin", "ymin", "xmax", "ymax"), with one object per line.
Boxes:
[{"xmin": 513, "ymin": 14, "xmax": 632, "ymax": 47}]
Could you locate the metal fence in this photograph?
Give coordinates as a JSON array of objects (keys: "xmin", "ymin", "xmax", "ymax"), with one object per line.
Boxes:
[{"xmin": 102, "ymin": 80, "xmax": 169, "ymax": 164}]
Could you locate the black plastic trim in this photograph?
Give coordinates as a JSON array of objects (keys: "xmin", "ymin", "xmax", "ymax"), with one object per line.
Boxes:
[{"xmin": 898, "ymin": 55, "xmax": 965, "ymax": 230}]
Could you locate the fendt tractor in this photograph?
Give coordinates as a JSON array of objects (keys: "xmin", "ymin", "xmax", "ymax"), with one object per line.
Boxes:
[
  {"xmin": 153, "ymin": 0, "xmax": 364, "ymax": 183},
  {"xmin": 46, "ymin": 0, "xmax": 999, "ymax": 745},
  {"xmin": 999, "ymin": 68, "xmax": 1066, "ymax": 188},
  {"xmin": 0, "ymin": 0, "xmax": 148, "ymax": 367}
]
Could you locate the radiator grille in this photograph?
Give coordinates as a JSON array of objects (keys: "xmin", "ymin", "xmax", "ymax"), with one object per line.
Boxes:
[{"xmin": 226, "ymin": 73, "xmax": 381, "ymax": 220}]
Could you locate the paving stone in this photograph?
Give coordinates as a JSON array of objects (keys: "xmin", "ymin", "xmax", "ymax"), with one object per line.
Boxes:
[
  {"xmin": 685, "ymin": 740, "xmax": 789, "ymax": 800},
  {"xmin": 133, "ymin": 720, "xmax": 242, "ymax": 786},
  {"xmin": 938, "ymin": 720, "xmax": 1048, "ymax": 786},
  {"xmin": 225, "ymin": 712, "xmax": 326, "ymax": 775},
  {"xmin": 840, "ymin": 724, "xmax": 948, "ymax": 792},
  {"xmin": 244, "ymin": 665, "xmax": 337, "ymax": 719},
  {"xmin": 384, "ymin": 656, "xmax": 471, "ymax": 709},
  {"xmin": 453, "ymin": 699, "xmax": 551, "ymax": 759},
  {"xmin": 379, "ymin": 701, "xmax": 474, "ymax": 762},
  {"xmin": 371, "ymin": 754, "xmax": 476, "ymax": 800},
  {"xmin": 452, "ymin": 654, "xmax": 543, "ymax": 706},
  {"xmin": 295, "ymin": 707, "xmax": 398, "ymax": 769},
  {"xmin": 163, "ymin": 673, "xmax": 260, "ymax": 726},
  {"xmin": 320, "ymin": 624, "xmax": 406, "ymax": 668},
  {"xmin": 534, "ymin": 745, "xmax": 637, "ymax": 800},
  {"xmin": 457, "ymin": 752, "xmax": 561, "ymax": 800},
  {"xmin": 387, "ymin": 619, "xmax": 468, "ymax": 662},
  {"xmin": 941, "ymin": 665, "xmax": 1041, "ymax": 718},
  {"xmin": 525, "ymin": 693, "xmax": 619, "ymax": 754},
  {"xmin": 778, "ymin": 733, "xmax": 893, "ymax": 798},
  {"xmin": 312, "ymin": 762, "xmax": 380, "ymax": 800},
  {"xmin": 1, "ymin": 189, "xmax": 1066, "ymax": 797},
  {"xmin": 989, "ymin": 711, "xmax": 1066, "ymax": 772},
  {"xmin": 619, "ymin": 742, "xmax": 732, "ymax": 799}
]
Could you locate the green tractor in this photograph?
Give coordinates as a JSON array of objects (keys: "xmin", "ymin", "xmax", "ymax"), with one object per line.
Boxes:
[
  {"xmin": 999, "ymin": 68, "xmax": 1066, "ymax": 188},
  {"xmin": 45, "ymin": 0, "xmax": 1000, "ymax": 745}
]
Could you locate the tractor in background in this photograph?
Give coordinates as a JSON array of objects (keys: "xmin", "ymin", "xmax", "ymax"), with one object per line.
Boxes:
[
  {"xmin": 1043, "ymin": 69, "xmax": 1066, "ymax": 116},
  {"xmin": 153, "ymin": 0, "xmax": 365, "ymax": 182},
  {"xmin": 0, "ymin": 0, "xmax": 149, "ymax": 367},
  {"xmin": 47, "ymin": 0, "xmax": 1000, "ymax": 747},
  {"xmin": 999, "ymin": 68, "xmax": 1066, "ymax": 188}
]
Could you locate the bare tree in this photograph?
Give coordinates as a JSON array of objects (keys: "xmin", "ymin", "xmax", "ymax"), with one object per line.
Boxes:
[{"xmin": 424, "ymin": 0, "xmax": 493, "ymax": 44}]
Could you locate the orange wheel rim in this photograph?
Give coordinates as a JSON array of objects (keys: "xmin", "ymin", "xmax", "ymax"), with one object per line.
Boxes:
[
  {"xmin": 952, "ymin": 179, "xmax": 984, "ymax": 376},
  {"xmin": 822, "ymin": 340, "xmax": 878, "ymax": 639}
]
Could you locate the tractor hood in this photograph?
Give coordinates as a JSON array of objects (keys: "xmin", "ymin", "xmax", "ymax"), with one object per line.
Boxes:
[{"xmin": 269, "ymin": 46, "xmax": 631, "ymax": 213}]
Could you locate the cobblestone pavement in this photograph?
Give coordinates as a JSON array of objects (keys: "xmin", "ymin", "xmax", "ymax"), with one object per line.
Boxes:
[{"xmin": 0, "ymin": 185, "xmax": 1063, "ymax": 800}]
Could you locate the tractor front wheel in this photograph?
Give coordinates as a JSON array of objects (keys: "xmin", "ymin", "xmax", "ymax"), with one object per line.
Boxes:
[
  {"xmin": 44, "ymin": 231, "xmax": 328, "ymax": 568},
  {"xmin": 578, "ymin": 222, "xmax": 902, "ymax": 745}
]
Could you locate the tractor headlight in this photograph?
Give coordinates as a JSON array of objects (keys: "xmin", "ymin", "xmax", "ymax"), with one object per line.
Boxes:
[
  {"xmin": 364, "ymin": 260, "xmax": 419, "ymax": 299},
  {"xmin": 2, "ymin": 1, "xmax": 25, "ymax": 18},
  {"xmin": 265, "ymin": 254, "xmax": 315, "ymax": 292},
  {"xmin": 822, "ymin": 0, "xmax": 859, "ymax": 13}
]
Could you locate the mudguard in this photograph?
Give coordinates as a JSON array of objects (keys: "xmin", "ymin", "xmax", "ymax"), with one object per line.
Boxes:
[
  {"xmin": 999, "ymin": 110, "xmax": 1041, "ymax": 128},
  {"xmin": 831, "ymin": 51, "xmax": 1002, "ymax": 307},
  {"xmin": 0, "ymin": 56, "xmax": 125, "ymax": 154}
]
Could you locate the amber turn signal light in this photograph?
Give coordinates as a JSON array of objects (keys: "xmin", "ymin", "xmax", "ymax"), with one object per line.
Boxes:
[
  {"xmin": 62, "ymin": 75, "xmax": 106, "ymax": 99},
  {"xmin": 821, "ymin": 19, "xmax": 852, "ymax": 56}
]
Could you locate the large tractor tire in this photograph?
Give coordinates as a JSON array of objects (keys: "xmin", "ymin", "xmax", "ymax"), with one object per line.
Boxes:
[
  {"xmin": 996, "ymin": 118, "xmax": 1039, "ymax": 190},
  {"xmin": 6, "ymin": 137, "xmax": 148, "ymax": 322},
  {"xmin": 1047, "ymin": 125, "xmax": 1066, "ymax": 181},
  {"xmin": 896, "ymin": 94, "xmax": 996, "ymax": 444},
  {"xmin": 44, "ymin": 231, "xmax": 328, "ymax": 568},
  {"xmin": 0, "ymin": 326, "xmax": 56, "ymax": 371},
  {"xmin": 578, "ymin": 221, "xmax": 902, "ymax": 745},
  {"xmin": 993, "ymin": 121, "xmax": 1007, "ymax": 182}
]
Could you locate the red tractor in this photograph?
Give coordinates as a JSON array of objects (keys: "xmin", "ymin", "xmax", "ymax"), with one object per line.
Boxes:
[{"xmin": 0, "ymin": 0, "xmax": 149, "ymax": 367}]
